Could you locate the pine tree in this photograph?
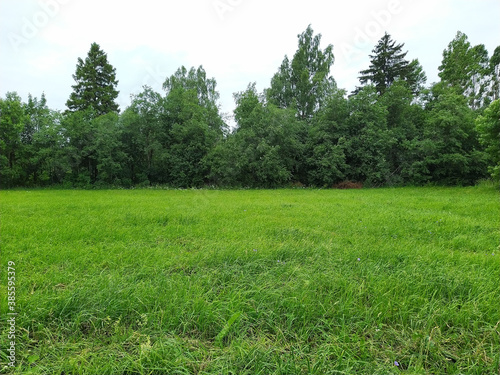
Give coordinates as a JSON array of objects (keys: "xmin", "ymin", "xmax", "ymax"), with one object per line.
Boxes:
[
  {"xmin": 66, "ymin": 42, "xmax": 119, "ymax": 116},
  {"xmin": 357, "ymin": 33, "xmax": 425, "ymax": 95}
]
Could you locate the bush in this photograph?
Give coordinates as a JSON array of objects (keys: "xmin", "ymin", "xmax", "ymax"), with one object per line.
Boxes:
[{"xmin": 332, "ymin": 181, "xmax": 363, "ymax": 189}]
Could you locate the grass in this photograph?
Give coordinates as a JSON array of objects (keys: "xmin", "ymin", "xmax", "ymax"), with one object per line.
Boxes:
[{"xmin": 0, "ymin": 186, "xmax": 499, "ymax": 374}]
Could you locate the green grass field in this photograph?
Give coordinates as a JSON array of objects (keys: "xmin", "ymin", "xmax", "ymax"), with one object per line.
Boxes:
[{"xmin": 1, "ymin": 186, "xmax": 499, "ymax": 374}]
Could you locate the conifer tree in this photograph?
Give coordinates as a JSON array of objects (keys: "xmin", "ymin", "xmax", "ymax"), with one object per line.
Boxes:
[
  {"xmin": 357, "ymin": 33, "xmax": 425, "ymax": 95},
  {"xmin": 66, "ymin": 42, "xmax": 119, "ymax": 116}
]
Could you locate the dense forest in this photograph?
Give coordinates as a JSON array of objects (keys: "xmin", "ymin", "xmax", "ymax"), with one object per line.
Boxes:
[{"xmin": 1, "ymin": 27, "xmax": 499, "ymax": 189}]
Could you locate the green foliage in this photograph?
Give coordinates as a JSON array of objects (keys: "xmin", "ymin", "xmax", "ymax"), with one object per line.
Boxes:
[
  {"xmin": 211, "ymin": 84, "xmax": 305, "ymax": 187},
  {"xmin": 438, "ymin": 31, "xmax": 492, "ymax": 109},
  {"xmin": 63, "ymin": 109, "xmax": 99, "ymax": 186},
  {"xmin": 162, "ymin": 67, "xmax": 226, "ymax": 187},
  {"xmin": 1, "ymin": 29, "xmax": 497, "ymax": 189},
  {"xmin": 30, "ymin": 111, "xmax": 69, "ymax": 185},
  {"xmin": 490, "ymin": 46, "xmax": 500, "ymax": 101},
  {"xmin": 66, "ymin": 42, "xmax": 119, "ymax": 116},
  {"xmin": 266, "ymin": 25, "xmax": 335, "ymax": 120},
  {"xmin": 0, "ymin": 92, "xmax": 26, "ymax": 187},
  {"xmin": 0, "ymin": 93, "xmax": 67, "ymax": 187},
  {"xmin": 476, "ymin": 100, "xmax": 500, "ymax": 181},
  {"xmin": 94, "ymin": 112, "xmax": 127, "ymax": 185},
  {"xmin": 23, "ymin": 96, "xmax": 68, "ymax": 186},
  {"xmin": 378, "ymin": 81, "xmax": 426, "ymax": 185},
  {"xmin": 118, "ymin": 67, "xmax": 226, "ymax": 187},
  {"xmin": 120, "ymin": 86, "xmax": 167, "ymax": 185},
  {"xmin": 439, "ymin": 32, "xmax": 473, "ymax": 92},
  {"xmin": 357, "ymin": 33, "xmax": 426, "ymax": 95},
  {"xmin": 163, "ymin": 66, "xmax": 221, "ymax": 116},
  {"xmin": 344, "ymin": 86, "xmax": 391, "ymax": 185},
  {"xmin": 306, "ymin": 89, "xmax": 349, "ymax": 186},
  {"xmin": 416, "ymin": 83, "xmax": 487, "ymax": 185},
  {"xmin": 61, "ymin": 110, "xmax": 124, "ymax": 187}
]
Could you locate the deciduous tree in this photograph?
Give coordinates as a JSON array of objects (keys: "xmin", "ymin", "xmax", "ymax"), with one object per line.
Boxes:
[
  {"xmin": 120, "ymin": 86, "xmax": 167, "ymax": 185},
  {"xmin": 417, "ymin": 83, "xmax": 487, "ymax": 184},
  {"xmin": 267, "ymin": 25, "xmax": 335, "ymax": 120},
  {"xmin": 0, "ymin": 92, "xmax": 26, "ymax": 187},
  {"xmin": 306, "ymin": 89, "xmax": 349, "ymax": 186},
  {"xmin": 476, "ymin": 99, "xmax": 500, "ymax": 181},
  {"xmin": 211, "ymin": 84, "xmax": 304, "ymax": 187},
  {"xmin": 162, "ymin": 66, "xmax": 226, "ymax": 187},
  {"xmin": 489, "ymin": 46, "xmax": 500, "ymax": 101},
  {"xmin": 438, "ymin": 31, "xmax": 491, "ymax": 109}
]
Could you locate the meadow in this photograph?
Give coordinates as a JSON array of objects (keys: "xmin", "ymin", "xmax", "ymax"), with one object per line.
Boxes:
[{"xmin": 1, "ymin": 186, "xmax": 499, "ymax": 374}]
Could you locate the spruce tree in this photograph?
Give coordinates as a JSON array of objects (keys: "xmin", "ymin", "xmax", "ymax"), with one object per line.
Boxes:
[
  {"xmin": 357, "ymin": 33, "xmax": 425, "ymax": 95},
  {"xmin": 66, "ymin": 43, "xmax": 119, "ymax": 116}
]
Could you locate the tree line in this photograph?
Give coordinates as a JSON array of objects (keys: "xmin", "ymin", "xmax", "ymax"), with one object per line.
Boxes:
[{"xmin": 1, "ymin": 27, "xmax": 499, "ymax": 188}]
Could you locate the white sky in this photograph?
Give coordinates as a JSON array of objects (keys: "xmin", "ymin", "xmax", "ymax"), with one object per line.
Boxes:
[{"xmin": 1, "ymin": 0, "xmax": 499, "ymax": 122}]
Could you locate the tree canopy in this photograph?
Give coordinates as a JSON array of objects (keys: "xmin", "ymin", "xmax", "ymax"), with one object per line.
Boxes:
[
  {"xmin": 1, "ymin": 29, "xmax": 497, "ymax": 188},
  {"xmin": 266, "ymin": 25, "xmax": 335, "ymax": 120},
  {"xmin": 357, "ymin": 32, "xmax": 426, "ymax": 95},
  {"xmin": 66, "ymin": 42, "xmax": 119, "ymax": 116},
  {"xmin": 438, "ymin": 31, "xmax": 494, "ymax": 109}
]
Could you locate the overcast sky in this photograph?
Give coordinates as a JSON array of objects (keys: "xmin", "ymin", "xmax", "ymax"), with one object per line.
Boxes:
[{"xmin": 1, "ymin": 0, "xmax": 499, "ymax": 121}]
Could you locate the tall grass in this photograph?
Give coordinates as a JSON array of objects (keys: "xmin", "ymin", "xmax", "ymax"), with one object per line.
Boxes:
[{"xmin": 1, "ymin": 186, "xmax": 499, "ymax": 374}]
